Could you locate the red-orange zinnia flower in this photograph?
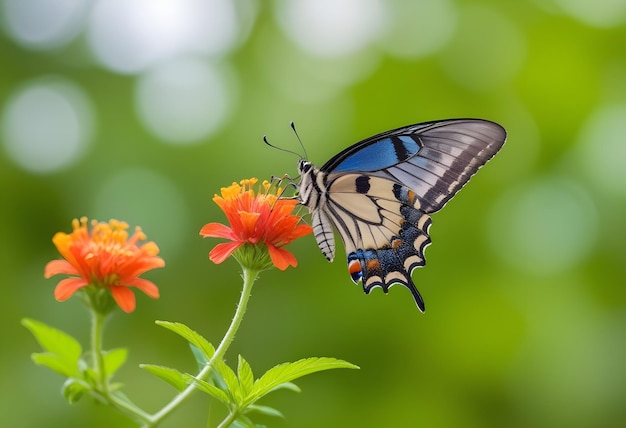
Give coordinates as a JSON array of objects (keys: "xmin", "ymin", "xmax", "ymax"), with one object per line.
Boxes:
[
  {"xmin": 44, "ymin": 217, "xmax": 165, "ymax": 313},
  {"xmin": 200, "ymin": 178, "xmax": 312, "ymax": 271}
]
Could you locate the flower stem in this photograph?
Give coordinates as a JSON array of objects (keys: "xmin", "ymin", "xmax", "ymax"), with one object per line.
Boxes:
[
  {"xmin": 90, "ymin": 309, "xmax": 152, "ymax": 424},
  {"xmin": 91, "ymin": 310, "xmax": 106, "ymax": 390},
  {"xmin": 217, "ymin": 410, "xmax": 239, "ymax": 428},
  {"xmin": 146, "ymin": 267, "xmax": 259, "ymax": 427}
]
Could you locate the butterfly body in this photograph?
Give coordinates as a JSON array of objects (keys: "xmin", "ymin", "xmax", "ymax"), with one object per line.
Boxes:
[{"xmin": 296, "ymin": 119, "xmax": 506, "ymax": 311}]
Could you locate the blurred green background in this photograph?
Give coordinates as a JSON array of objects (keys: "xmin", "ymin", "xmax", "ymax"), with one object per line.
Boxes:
[{"xmin": 2, "ymin": 0, "xmax": 626, "ymax": 427}]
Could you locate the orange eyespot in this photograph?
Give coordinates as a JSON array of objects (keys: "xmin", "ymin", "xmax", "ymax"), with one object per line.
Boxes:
[{"xmin": 348, "ymin": 259, "xmax": 362, "ymax": 283}]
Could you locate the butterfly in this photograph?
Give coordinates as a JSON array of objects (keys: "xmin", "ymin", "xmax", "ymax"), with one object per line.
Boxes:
[{"xmin": 293, "ymin": 118, "xmax": 506, "ymax": 312}]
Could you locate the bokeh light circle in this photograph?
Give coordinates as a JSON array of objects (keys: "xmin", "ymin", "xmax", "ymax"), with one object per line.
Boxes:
[
  {"xmin": 576, "ymin": 104, "xmax": 626, "ymax": 197},
  {"xmin": 1, "ymin": 77, "xmax": 94, "ymax": 174},
  {"xmin": 3, "ymin": 0, "xmax": 88, "ymax": 49},
  {"xmin": 134, "ymin": 57, "xmax": 234, "ymax": 144},
  {"xmin": 488, "ymin": 177, "xmax": 598, "ymax": 275},
  {"xmin": 378, "ymin": 0, "xmax": 457, "ymax": 59},
  {"xmin": 554, "ymin": 0, "xmax": 626, "ymax": 27},
  {"xmin": 275, "ymin": 0, "xmax": 386, "ymax": 58},
  {"xmin": 87, "ymin": 0, "xmax": 239, "ymax": 74}
]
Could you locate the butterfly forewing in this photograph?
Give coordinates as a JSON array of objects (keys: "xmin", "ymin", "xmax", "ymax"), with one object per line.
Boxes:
[
  {"xmin": 297, "ymin": 118, "xmax": 506, "ymax": 311},
  {"xmin": 321, "ymin": 119, "xmax": 506, "ymax": 213}
]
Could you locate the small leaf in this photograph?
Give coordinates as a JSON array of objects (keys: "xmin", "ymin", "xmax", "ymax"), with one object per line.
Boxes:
[
  {"xmin": 109, "ymin": 390, "xmax": 135, "ymax": 406},
  {"xmin": 155, "ymin": 321, "xmax": 215, "ymax": 360},
  {"xmin": 83, "ymin": 368, "xmax": 98, "ymax": 388},
  {"xmin": 183, "ymin": 374, "xmax": 231, "ymax": 404},
  {"xmin": 217, "ymin": 359, "xmax": 242, "ymax": 404},
  {"xmin": 30, "ymin": 353, "xmax": 78, "ymax": 378},
  {"xmin": 250, "ymin": 357, "xmax": 358, "ymax": 403},
  {"xmin": 103, "ymin": 348, "xmax": 127, "ymax": 378},
  {"xmin": 22, "ymin": 318, "xmax": 82, "ymax": 377},
  {"xmin": 190, "ymin": 344, "xmax": 209, "ymax": 371},
  {"xmin": 108, "ymin": 382, "xmax": 124, "ymax": 392},
  {"xmin": 210, "ymin": 367, "xmax": 228, "ymax": 391},
  {"xmin": 140, "ymin": 365, "xmax": 188, "ymax": 392},
  {"xmin": 232, "ymin": 415, "xmax": 257, "ymax": 428},
  {"xmin": 245, "ymin": 404, "xmax": 284, "ymax": 418},
  {"xmin": 268, "ymin": 381, "xmax": 301, "ymax": 394},
  {"xmin": 237, "ymin": 355, "xmax": 254, "ymax": 396},
  {"xmin": 62, "ymin": 378, "xmax": 88, "ymax": 404}
]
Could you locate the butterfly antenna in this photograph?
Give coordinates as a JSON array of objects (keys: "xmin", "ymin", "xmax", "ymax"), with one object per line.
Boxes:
[
  {"xmin": 290, "ymin": 121, "xmax": 308, "ymax": 160},
  {"xmin": 263, "ymin": 135, "xmax": 302, "ymax": 159}
]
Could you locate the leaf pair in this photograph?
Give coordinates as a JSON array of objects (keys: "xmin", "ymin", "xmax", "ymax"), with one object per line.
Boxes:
[
  {"xmin": 144, "ymin": 321, "xmax": 359, "ymax": 426},
  {"xmin": 22, "ymin": 318, "xmax": 128, "ymax": 403}
]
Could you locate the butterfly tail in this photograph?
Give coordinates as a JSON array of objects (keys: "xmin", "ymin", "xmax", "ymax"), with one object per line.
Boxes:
[
  {"xmin": 404, "ymin": 277, "xmax": 426, "ymax": 312},
  {"xmin": 347, "ymin": 209, "xmax": 432, "ymax": 312}
]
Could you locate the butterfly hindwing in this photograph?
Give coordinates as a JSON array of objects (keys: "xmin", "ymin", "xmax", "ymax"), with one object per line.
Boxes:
[
  {"xmin": 297, "ymin": 118, "xmax": 507, "ymax": 310},
  {"xmin": 320, "ymin": 174, "xmax": 432, "ymax": 310}
]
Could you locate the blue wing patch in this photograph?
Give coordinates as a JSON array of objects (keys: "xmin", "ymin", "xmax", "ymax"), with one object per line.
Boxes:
[{"xmin": 330, "ymin": 135, "xmax": 422, "ymax": 172}]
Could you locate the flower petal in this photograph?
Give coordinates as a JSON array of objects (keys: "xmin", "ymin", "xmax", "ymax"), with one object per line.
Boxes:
[
  {"xmin": 203, "ymin": 178, "xmax": 311, "ymax": 271},
  {"xmin": 290, "ymin": 223, "xmax": 314, "ymax": 240},
  {"xmin": 124, "ymin": 277, "xmax": 160, "ymax": 298},
  {"xmin": 239, "ymin": 211, "xmax": 261, "ymax": 239},
  {"xmin": 44, "ymin": 259, "xmax": 79, "ymax": 278},
  {"xmin": 209, "ymin": 241, "xmax": 242, "ymax": 264},
  {"xmin": 110, "ymin": 286, "xmax": 136, "ymax": 313},
  {"xmin": 54, "ymin": 277, "xmax": 89, "ymax": 301},
  {"xmin": 267, "ymin": 244, "xmax": 297, "ymax": 270},
  {"xmin": 122, "ymin": 255, "xmax": 166, "ymax": 279},
  {"xmin": 200, "ymin": 222, "xmax": 236, "ymax": 240}
]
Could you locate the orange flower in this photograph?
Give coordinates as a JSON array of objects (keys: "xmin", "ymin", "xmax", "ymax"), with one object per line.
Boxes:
[
  {"xmin": 44, "ymin": 217, "xmax": 164, "ymax": 313},
  {"xmin": 200, "ymin": 178, "xmax": 312, "ymax": 271}
]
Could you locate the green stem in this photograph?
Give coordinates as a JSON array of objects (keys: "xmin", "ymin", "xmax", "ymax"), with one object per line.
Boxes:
[
  {"xmin": 90, "ymin": 308, "xmax": 152, "ymax": 424},
  {"xmin": 146, "ymin": 267, "xmax": 259, "ymax": 427},
  {"xmin": 216, "ymin": 411, "xmax": 239, "ymax": 428},
  {"xmin": 91, "ymin": 310, "xmax": 106, "ymax": 390}
]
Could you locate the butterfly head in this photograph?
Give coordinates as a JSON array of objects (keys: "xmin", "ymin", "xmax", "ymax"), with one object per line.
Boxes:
[
  {"xmin": 296, "ymin": 158, "xmax": 320, "ymax": 209},
  {"xmin": 297, "ymin": 159, "xmax": 312, "ymax": 175}
]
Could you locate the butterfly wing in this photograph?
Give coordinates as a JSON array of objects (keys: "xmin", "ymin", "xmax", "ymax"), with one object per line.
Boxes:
[
  {"xmin": 322, "ymin": 118, "xmax": 506, "ymax": 213},
  {"xmin": 319, "ymin": 173, "xmax": 432, "ymax": 310},
  {"xmin": 304, "ymin": 119, "xmax": 506, "ymax": 310}
]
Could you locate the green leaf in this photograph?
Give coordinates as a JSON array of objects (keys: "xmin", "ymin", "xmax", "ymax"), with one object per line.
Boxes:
[
  {"xmin": 190, "ymin": 343, "xmax": 209, "ymax": 371},
  {"xmin": 83, "ymin": 368, "xmax": 98, "ymax": 388},
  {"xmin": 154, "ymin": 321, "xmax": 242, "ymax": 402},
  {"xmin": 140, "ymin": 365, "xmax": 188, "ymax": 392},
  {"xmin": 244, "ymin": 404, "xmax": 284, "ymax": 418},
  {"xmin": 30, "ymin": 353, "xmax": 77, "ymax": 378},
  {"xmin": 103, "ymin": 348, "xmax": 127, "ymax": 378},
  {"xmin": 155, "ymin": 321, "xmax": 215, "ymax": 360},
  {"xmin": 183, "ymin": 374, "xmax": 231, "ymax": 404},
  {"xmin": 250, "ymin": 357, "xmax": 358, "ymax": 403},
  {"xmin": 232, "ymin": 415, "xmax": 257, "ymax": 428},
  {"xmin": 267, "ymin": 381, "xmax": 301, "ymax": 394},
  {"xmin": 237, "ymin": 355, "xmax": 254, "ymax": 396},
  {"xmin": 22, "ymin": 318, "xmax": 82, "ymax": 378},
  {"xmin": 108, "ymin": 382, "xmax": 124, "ymax": 392},
  {"xmin": 62, "ymin": 378, "xmax": 88, "ymax": 404},
  {"xmin": 217, "ymin": 358, "xmax": 242, "ymax": 404},
  {"xmin": 210, "ymin": 367, "xmax": 228, "ymax": 391}
]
